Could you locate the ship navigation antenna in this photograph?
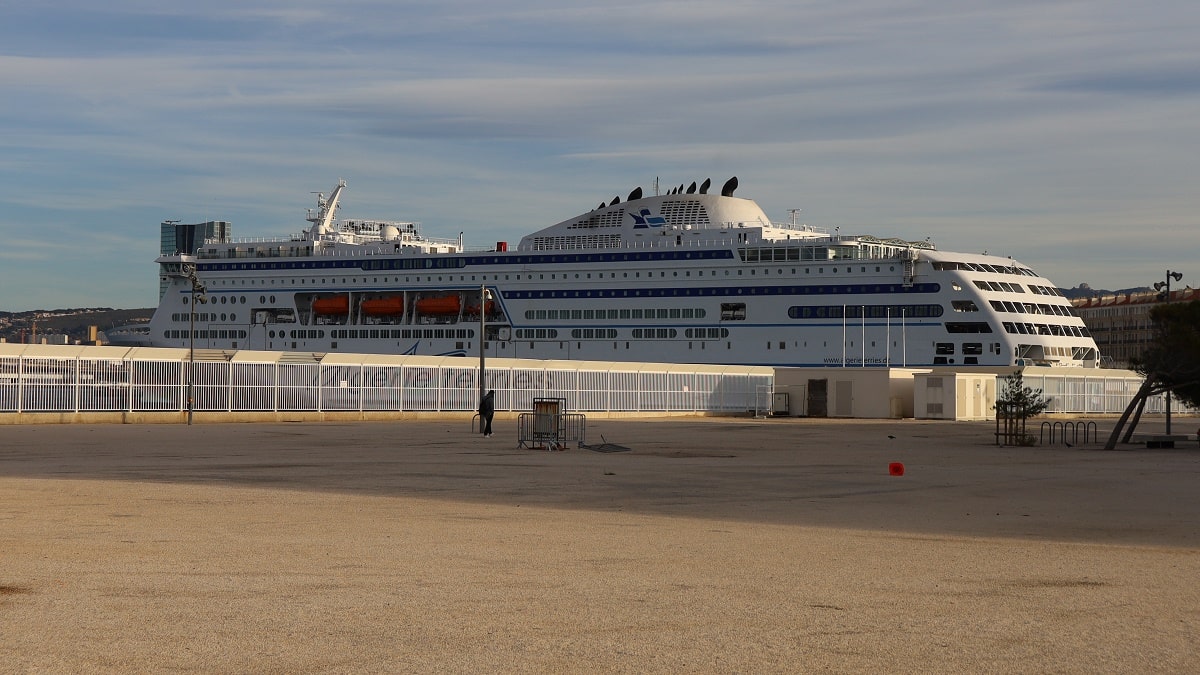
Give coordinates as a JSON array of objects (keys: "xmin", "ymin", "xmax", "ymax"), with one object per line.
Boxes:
[
  {"xmin": 654, "ymin": 176, "xmax": 660, "ymax": 196},
  {"xmin": 788, "ymin": 209, "xmax": 801, "ymax": 227}
]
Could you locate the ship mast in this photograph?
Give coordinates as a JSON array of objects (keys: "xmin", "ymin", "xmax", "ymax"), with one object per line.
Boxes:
[{"xmin": 307, "ymin": 179, "xmax": 347, "ymax": 239}]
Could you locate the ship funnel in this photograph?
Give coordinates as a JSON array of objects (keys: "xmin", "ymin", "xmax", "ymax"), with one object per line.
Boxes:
[{"xmin": 721, "ymin": 176, "xmax": 738, "ymax": 197}]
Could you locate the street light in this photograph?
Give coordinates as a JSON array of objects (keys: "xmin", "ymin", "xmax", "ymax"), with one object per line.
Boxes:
[
  {"xmin": 478, "ymin": 284, "xmax": 492, "ymax": 411},
  {"xmin": 184, "ymin": 264, "xmax": 207, "ymax": 426},
  {"xmin": 1152, "ymin": 270, "xmax": 1183, "ymax": 435}
]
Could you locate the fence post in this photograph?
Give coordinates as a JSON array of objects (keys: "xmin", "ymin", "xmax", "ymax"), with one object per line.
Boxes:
[
  {"xmin": 125, "ymin": 359, "xmax": 133, "ymax": 413},
  {"xmin": 72, "ymin": 358, "xmax": 81, "ymax": 414}
]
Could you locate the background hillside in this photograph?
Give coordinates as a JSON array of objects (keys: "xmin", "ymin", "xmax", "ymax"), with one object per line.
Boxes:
[{"xmin": 0, "ymin": 308, "xmax": 155, "ymax": 344}]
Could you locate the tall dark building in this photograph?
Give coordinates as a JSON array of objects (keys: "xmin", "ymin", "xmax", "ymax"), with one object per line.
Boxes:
[{"xmin": 159, "ymin": 220, "xmax": 231, "ymax": 298}]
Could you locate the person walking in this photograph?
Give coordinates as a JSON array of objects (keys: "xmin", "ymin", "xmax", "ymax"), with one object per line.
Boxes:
[{"xmin": 479, "ymin": 390, "xmax": 495, "ymax": 437}]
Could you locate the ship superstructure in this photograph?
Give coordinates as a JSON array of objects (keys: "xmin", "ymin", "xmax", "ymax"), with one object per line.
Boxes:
[{"xmin": 149, "ymin": 178, "xmax": 1100, "ymax": 368}]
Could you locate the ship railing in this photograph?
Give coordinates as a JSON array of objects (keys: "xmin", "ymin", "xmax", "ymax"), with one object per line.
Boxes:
[
  {"xmin": 770, "ymin": 221, "xmax": 829, "ymax": 234},
  {"xmin": 214, "ymin": 235, "xmax": 306, "ymax": 245}
]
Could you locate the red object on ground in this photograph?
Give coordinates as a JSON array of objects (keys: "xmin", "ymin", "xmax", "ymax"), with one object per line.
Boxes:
[{"xmin": 889, "ymin": 462, "xmax": 905, "ymax": 476}]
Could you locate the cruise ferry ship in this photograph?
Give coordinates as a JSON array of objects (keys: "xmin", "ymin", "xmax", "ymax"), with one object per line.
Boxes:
[{"xmin": 148, "ymin": 178, "xmax": 1100, "ymax": 368}]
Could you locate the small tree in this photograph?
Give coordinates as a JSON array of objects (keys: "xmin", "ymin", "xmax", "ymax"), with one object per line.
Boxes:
[
  {"xmin": 995, "ymin": 370, "xmax": 1051, "ymax": 445},
  {"xmin": 997, "ymin": 369, "xmax": 1052, "ymax": 418}
]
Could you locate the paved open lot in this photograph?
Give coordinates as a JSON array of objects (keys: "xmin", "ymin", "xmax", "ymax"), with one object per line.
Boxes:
[{"xmin": 3, "ymin": 417, "xmax": 1199, "ymax": 671}]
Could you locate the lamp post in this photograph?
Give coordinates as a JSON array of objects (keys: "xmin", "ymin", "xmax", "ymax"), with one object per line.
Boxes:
[
  {"xmin": 184, "ymin": 264, "xmax": 207, "ymax": 425},
  {"xmin": 478, "ymin": 284, "xmax": 491, "ymax": 409},
  {"xmin": 1153, "ymin": 270, "xmax": 1183, "ymax": 435}
]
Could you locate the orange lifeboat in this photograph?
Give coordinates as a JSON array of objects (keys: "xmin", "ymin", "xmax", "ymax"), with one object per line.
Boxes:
[
  {"xmin": 312, "ymin": 295, "xmax": 349, "ymax": 315},
  {"xmin": 466, "ymin": 300, "xmax": 496, "ymax": 315},
  {"xmin": 416, "ymin": 295, "xmax": 461, "ymax": 315},
  {"xmin": 361, "ymin": 297, "xmax": 405, "ymax": 316}
]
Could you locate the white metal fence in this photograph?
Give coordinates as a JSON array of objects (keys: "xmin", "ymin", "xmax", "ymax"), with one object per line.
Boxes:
[
  {"xmin": 0, "ymin": 345, "xmax": 773, "ymax": 415},
  {"xmin": 2, "ymin": 344, "xmax": 1186, "ymax": 419},
  {"xmin": 1020, "ymin": 371, "xmax": 1196, "ymax": 416}
]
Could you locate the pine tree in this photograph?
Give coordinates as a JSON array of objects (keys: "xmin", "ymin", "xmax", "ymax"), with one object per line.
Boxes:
[
  {"xmin": 997, "ymin": 369, "xmax": 1051, "ymax": 419},
  {"xmin": 995, "ymin": 370, "xmax": 1051, "ymax": 446}
]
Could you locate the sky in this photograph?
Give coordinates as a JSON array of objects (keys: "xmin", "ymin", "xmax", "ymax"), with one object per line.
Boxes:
[{"xmin": 1, "ymin": 1, "xmax": 1198, "ymax": 312}]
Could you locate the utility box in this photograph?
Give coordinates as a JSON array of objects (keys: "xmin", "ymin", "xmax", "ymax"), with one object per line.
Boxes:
[
  {"xmin": 771, "ymin": 392, "xmax": 790, "ymax": 415},
  {"xmin": 914, "ymin": 373, "xmax": 996, "ymax": 420}
]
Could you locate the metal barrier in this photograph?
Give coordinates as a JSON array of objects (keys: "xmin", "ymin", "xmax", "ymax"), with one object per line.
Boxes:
[
  {"xmin": 0, "ymin": 346, "xmax": 772, "ymax": 416},
  {"xmin": 1040, "ymin": 420, "xmax": 1100, "ymax": 446},
  {"xmin": 517, "ymin": 412, "xmax": 587, "ymax": 450}
]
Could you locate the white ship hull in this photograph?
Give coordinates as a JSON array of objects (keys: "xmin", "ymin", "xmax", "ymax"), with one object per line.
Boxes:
[{"xmin": 148, "ymin": 179, "xmax": 1100, "ymax": 369}]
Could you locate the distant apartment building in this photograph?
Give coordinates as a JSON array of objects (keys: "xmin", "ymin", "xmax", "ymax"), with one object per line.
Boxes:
[
  {"xmin": 159, "ymin": 220, "xmax": 231, "ymax": 299},
  {"xmin": 1073, "ymin": 287, "xmax": 1198, "ymax": 368}
]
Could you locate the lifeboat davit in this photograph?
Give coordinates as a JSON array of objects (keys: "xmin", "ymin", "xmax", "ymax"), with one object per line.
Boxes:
[
  {"xmin": 361, "ymin": 297, "xmax": 405, "ymax": 316},
  {"xmin": 416, "ymin": 296, "xmax": 461, "ymax": 315},
  {"xmin": 312, "ymin": 295, "xmax": 349, "ymax": 315}
]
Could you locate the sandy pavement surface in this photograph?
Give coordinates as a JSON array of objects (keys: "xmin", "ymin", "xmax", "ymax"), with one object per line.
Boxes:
[{"xmin": 2, "ymin": 417, "xmax": 1199, "ymax": 672}]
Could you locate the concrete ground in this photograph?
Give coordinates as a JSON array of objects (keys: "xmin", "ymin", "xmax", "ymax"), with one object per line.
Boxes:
[{"xmin": 2, "ymin": 416, "xmax": 1198, "ymax": 672}]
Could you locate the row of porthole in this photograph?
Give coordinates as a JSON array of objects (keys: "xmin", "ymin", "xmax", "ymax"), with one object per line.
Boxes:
[
  {"xmin": 270, "ymin": 330, "xmax": 326, "ymax": 339},
  {"xmin": 328, "ymin": 328, "xmax": 474, "ymax": 339},
  {"xmin": 198, "ymin": 261, "xmax": 908, "ymax": 294},
  {"xmin": 570, "ymin": 329, "xmax": 619, "ymax": 339},
  {"xmin": 184, "ymin": 295, "xmax": 247, "ymax": 305},
  {"xmin": 163, "ymin": 329, "xmax": 248, "ymax": 339},
  {"xmin": 179, "ymin": 294, "xmax": 279, "ymax": 306},
  {"xmin": 525, "ymin": 307, "xmax": 706, "ymax": 320},
  {"xmin": 171, "ymin": 312, "xmax": 237, "ymax": 322},
  {"xmin": 250, "ymin": 326, "xmax": 727, "ymax": 341},
  {"xmin": 170, "ymin": 323, "xmax": 729, "ymax": 341}
]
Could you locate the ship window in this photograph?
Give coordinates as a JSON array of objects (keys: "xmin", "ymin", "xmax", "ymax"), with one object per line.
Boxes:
[
  {"xmin": 953, "ymin": 301, "xmax": 979, "ymax": 312},
  {"xmin": 935, "ymin": 343, "xmax": 955, "ymax": 355},
  {"xmin": 945, "ymin": 322, "xmax": 993, "ymax": 333},
  {"xmin": 721, "ymin": 303, "xmax": 747, "ymax": 321}
]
